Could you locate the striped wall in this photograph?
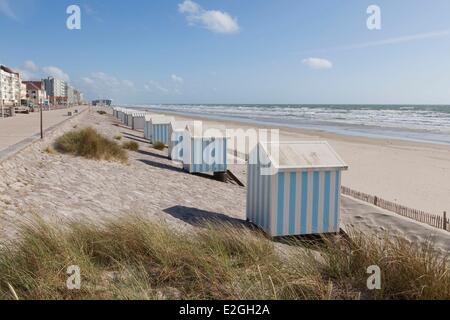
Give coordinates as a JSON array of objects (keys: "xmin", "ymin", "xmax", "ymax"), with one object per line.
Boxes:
[
  {"xmin": 247, "ymin": 163, "xmax": 342, "ymax": 236},
  {"xmin": 132, "ymin": 116, "xmax": 146, "ymax": 131},
  {"xmin": 126, "ymin": 114, "xmax": 133, "ymax": 127},
  {"xmin": 169, "ymin": 130, "xmax": 185, "ymax": 162},
  {"xmin": 152, "ymin": 124, "xmax": 170, "ymax": 145},
  {"xmin": 187, "ymin": 137, "xmax": 228, "ymax": 173},
  {"xmin": 144, "ymin": 121, "xmax": 151, "ymax": 140}
]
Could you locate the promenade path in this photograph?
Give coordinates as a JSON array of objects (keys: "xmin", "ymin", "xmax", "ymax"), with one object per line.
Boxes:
[{"xmin": 0, "ymin": 106, "xmax": 88, "ymax": 161}]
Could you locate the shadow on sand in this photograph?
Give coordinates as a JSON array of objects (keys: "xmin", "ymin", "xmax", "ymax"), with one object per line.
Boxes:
[{"xmin": 163, "ymin": 205, "xmax": 249, "ymax": 228}]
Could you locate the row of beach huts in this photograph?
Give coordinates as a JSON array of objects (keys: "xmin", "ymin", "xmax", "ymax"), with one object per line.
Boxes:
[{"xmin": 112, "ymin": 107, "xmax": 349, "ymax": 238}]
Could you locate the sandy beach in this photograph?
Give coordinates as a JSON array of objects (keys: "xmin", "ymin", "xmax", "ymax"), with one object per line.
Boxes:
[
  {"xmin": 0, "ymin": 107, "xmax": 448, "ymax": 253},
  {"xmin": 146, "ymin": 110, "xmax": 450, "ymax": 216}
]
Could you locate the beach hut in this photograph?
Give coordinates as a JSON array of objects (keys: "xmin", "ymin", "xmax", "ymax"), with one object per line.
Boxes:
[
  {"xmin": 143, "ymin": 115, "xmax": 153, "ymax": 140},
  {"xmin": 126, "ymin": 110, "xmax": 135, "ymax": 127},
  {"xmin": 131, "ymin": 112, "xmax": 149, "ymax": 131},
  {"xmin": 246, "ymin": 141, "xmax": 348, "ymax": 237},
  {"xmin": 143, "ymin": 115, "xmax": 171, "ymax": 142},
  {"xmin": 149, "ymin": 116, "xmax": 175, "ymax": 145},
  {"xmin": 168, "ymin": 121, "xmax": 195, "ymax": 161},
  {"xmin": 183, "ymin": 124, "xmax": 228, "ymax": 175}
]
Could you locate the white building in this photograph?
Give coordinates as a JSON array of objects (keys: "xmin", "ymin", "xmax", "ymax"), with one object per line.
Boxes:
[
  {"xmin": 0, "ymin": 65, "xmax": 21, "ymax": 107},
  {"xmin": 43, "ymin": 77, "xmax": 67, "ymax": 105}
]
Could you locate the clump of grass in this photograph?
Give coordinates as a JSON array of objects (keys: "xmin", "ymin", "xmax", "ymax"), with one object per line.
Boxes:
[
  {"xmin": 122, "ymin": 141, "xmax": 139, "ymax": 152},
  {"xmin": 0, "ymin": 216, "xmax": 448, "ymax": 300},
  {"xmin": 152, "ymin": 141, "xmax": 165, "ymax": 151},
  {"xmin": 44, "ymin": 146, "xmax": 56, "ymax": 155},
  {"xmin": 97, "ymin": 111, "xmax": 107, "ymax": 115},
  {"xmin": 114, "ymin": 135, "xmax": 122, "ymax": 141},
  {"xmin": 54, "ymin": 127, "xmax": 127, "ymax": 163}
]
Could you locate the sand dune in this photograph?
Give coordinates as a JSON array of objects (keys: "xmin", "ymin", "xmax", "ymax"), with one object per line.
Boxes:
[{"xmin": 0, "ymin": 108, "xmax": 448, "ymax": 253}]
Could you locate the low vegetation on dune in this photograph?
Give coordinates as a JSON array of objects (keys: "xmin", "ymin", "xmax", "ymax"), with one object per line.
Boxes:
[
  {"xmin": 114, "ymin": 135, "xmax": 122, "ymax": 141},
  {"xmin": 152, "ymin": 141, "xmax": 165, "ymax": 151},
  {"xmin": 96, "ymin": 111, "xmax": 107, "ymax": 115},
  {"xmin": 54, "ymin": 127, "xmax": 127, "ymax": 163},
  {"xmin": 122, "ymin": 141, "xmax": 139, "ymax": 152},
  {"xmin": 0, "ymin": 216, "xmax": 448, "ymax": 300}
]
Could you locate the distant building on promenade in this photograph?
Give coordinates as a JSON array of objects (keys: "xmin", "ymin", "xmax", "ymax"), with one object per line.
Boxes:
[
  {"xmin": 67, "ymin": 85, "xmax": 75, "ymax": 105},
  {"xmin": 23, "ymin": 81, "xmax": 47, "ymax": 106},
  {"xmin": 92, "ymin": 99, "xmax": 112, "ymax": 106},
  {"xmin": 43, "ymin": 77, "xmax": 67, "ymax": 106},
  {"xmin": 75, "ymin": 90, "xmax": 84, "ymax": 105},
  {"xmin": 0, "ymin": 65, "xmax": 21, "ymax": 107}
]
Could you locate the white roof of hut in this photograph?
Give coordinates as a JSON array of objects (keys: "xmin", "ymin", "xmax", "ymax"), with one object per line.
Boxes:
[
  {"xmin": 150, "ymin": 116, "xmax": 175, "ymax": 125},
  {"xmin": 260, "ymin": 141, "xmax": 348, "ymax": 171},
  {"xmin": 185, "ymin": 124, "xmax": 227, "ymax": 138},
  {"xmin": 171, "ymin": 121, "xmax": 193, "ymax": 131}
]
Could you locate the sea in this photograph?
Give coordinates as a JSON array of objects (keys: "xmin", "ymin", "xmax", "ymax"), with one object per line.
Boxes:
[{"xmin": 128, "ymin": 104, "xmax": 450, "ymax": 145}]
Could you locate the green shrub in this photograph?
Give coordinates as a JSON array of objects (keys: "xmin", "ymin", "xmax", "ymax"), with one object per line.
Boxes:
[
  {"xmin": 122, "ymin": 141, "xmax": 139, "ymax": 152},
  {"xmin": 153, "ymin": 141, "xmax": 165, "ymax": 151},
  {"xmin": 54, "ymin": 127, "xmax": 127, "ymax": 163}
]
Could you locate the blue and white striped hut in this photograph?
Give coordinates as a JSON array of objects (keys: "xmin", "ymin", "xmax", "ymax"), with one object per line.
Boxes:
[
  {"xmin": 247, "ymin": 141, "xmax": 348, "ymax": 237},
  {"xmin": 168, "ymin": 121, "xmax": 195, "ymax": 161},
  {"xmin": 149, "ymin": 116, "xmax": 175, "ymax": 145},
  {"xmin": 183, "ymin": 123, "xmax": 228, "ymax": 174},
  {"xmin": 131, "ymin": 112, "xmax": 149, "ymax": 131},
  {"xmin": 143, "ymin": 115, "xmax": 153, "ymax": 140},
  {"xmin": 121, "ymin": 109, "xmax": 131, "ymax": 125},
  {"xmin": 126, "ymin": 110, "xmax": 136, "ymax": 127}
]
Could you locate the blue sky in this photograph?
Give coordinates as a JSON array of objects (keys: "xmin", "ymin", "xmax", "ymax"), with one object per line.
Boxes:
[{"xmin": 1, "ymin": 0, "xmax": 450, "ymax": 105}]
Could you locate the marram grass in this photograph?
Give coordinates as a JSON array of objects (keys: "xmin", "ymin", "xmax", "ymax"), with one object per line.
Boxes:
[
  {"xmin": 54, "ymin": 127, "xmax": 127, "ymax": 163},
  {"xmin": 0, "ymin": 216, "xmax": 448, "ymax": 300}
]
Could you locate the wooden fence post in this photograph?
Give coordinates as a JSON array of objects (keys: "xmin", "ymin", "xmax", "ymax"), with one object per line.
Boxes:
[{"xmin": 444, "ymin": 211, "xmax": 447, "ymax": 231}]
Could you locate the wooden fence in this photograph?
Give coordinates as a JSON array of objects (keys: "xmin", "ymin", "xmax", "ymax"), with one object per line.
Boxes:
[{"xmin": 341, "ymin": 186, "xmax": 449, "ymax": 232}]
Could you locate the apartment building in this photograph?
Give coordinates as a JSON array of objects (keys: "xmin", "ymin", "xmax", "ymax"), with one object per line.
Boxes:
[
  {"xmin": 0, "ymin": 65, "xmax": 21, "ymax": 107},
  {"xmin": 43, "ymin": 77, "xmax": 67, "ymax": 105}
]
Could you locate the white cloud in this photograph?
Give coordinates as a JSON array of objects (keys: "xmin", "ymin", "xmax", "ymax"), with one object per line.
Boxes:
[
  {"xmin": 178, "ymin": 0, "xmax": 239, "ymax": 34},
  {"xmin": 24, "ymin": 60, "xmax": 39, "ymax": 72},
  {"xmin": 178, "ymin": 0, "xmax": 200, "ymax": 14},
  {"xmin": 171, "ymin": 74, "xmax": 184, "ymax": 84},
  {"xmin": 144, "ymin": 81, "xmax": 169, "ymax": 93},
  {"xmin": 302, "ymin": 29, "xmax": 450, "ymax": 54},
  {"xmin": 80, "ymin": 71, "xmax": 135, "ymax": 99},
  {"xmin": 0, "ymin": 0, "xmax": 17, "ymax": 20},
  {"xmin": 43, "ymin": 66, "xmax": 70, "ymax": 82},
  {"xmin": 302, "ymin": 57, "xmax": 333, "ymax": 70}
]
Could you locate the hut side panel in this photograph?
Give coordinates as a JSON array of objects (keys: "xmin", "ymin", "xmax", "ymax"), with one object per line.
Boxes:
[
  {"xmin": 247, "ymin": 147, "xmax": 272, "ymax": 234},
  {"xmin": 169, "ymin": 130, "xmax": 185, "ymax": 162},
  {"xmin": 132, "ymin": 116, "xmax": 146, "ymax": 131},
  {"xmin": 189, "ymin": 138, "xmax": 227, "ymax": 173},
  {"xmin": 152, "ymin": 124, "xmax": 170, "ymax": 145},
  {"xmin": 273, "ymin": 170, "xmax": 341, "ymax": 236}
]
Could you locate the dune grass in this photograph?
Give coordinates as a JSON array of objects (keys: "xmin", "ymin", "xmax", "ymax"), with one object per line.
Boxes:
[
  {"xmin": 97, "ymin": 111, "xmax": 107, "ymax": 115},
  {"xmin": 54, "ymin": 127, "xmax": 127, "ymax": 163},
  {"xmin": 114, "ymin": 135, "xmax": 122, "ymax": 141},
  {"xmin": 44, "ymin": 145, "xmax": 57, "ymax": 155},
  {"xmin": 0, "ymin": 216, "xmax": 448, "ymax": 300},
  {"xmin": 152, "ymin": 141, "xmax": 165, "ymax": 151},
  {"xmin": 122, "ymin": 141, "xmax": 139, "ymax": 152}
]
